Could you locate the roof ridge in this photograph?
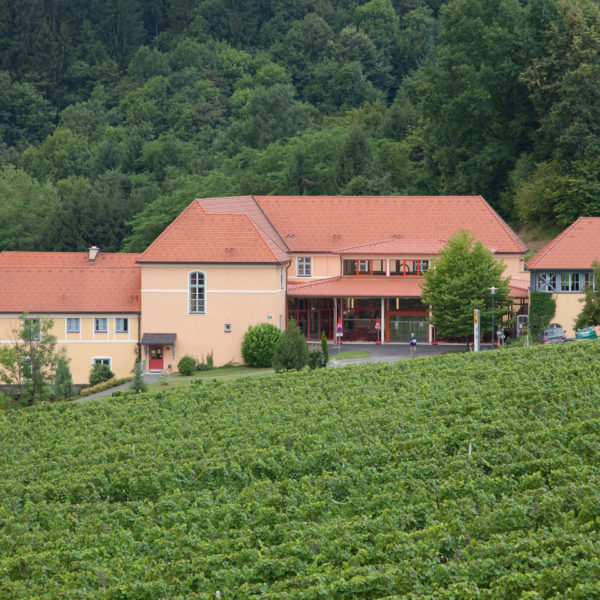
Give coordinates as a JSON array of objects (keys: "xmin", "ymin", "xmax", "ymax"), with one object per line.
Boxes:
[
  {"xmin": 249, "ymin": 195, "xmax": 290, "ymax": 254},
  {"xmin": 239, "ymin": 212, "xmax": 283, "ymax": 264},
  {"xmin": 478, "ymin": 195, "xmax": 528, "ymax": 253},
  {"xmin": 526, "ymin": 217, "xmax": 583, "ymax": 269}
]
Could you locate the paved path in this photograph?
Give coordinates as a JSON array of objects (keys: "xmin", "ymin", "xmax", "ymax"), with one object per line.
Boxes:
[{"xmin": 77, "ymin": 343, "xmax": 468, "ymax": 401}]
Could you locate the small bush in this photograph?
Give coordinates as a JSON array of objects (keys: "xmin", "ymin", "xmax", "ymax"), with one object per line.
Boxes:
[
  {"xmin": 272, "ymin": 318, "xmax": 310, "ymax": 372},
  {"xmin": 206, "ymin": 351, "xmax": 214, "ymax": 369},
  {"xmin": 177, "ymin": 355, "xmax": 197, "ymax": 376},
  {"xmin": 89, "ymin": 363, "xmax": 115, "ymax": 386},
  {"xmin": 320, "ymin": 331, "xmax": 329, "ymax": 364},
  {"xmin": 53, "ymin": 356, "xmax": 74, "ymax": 401},
  {"xmin": 309, "ymin": 348, "xmax": 327, "ymax": 369},
  {"xmin": 131, "ymin": 360, "xmax": 147, "ymax": 393},
  {"xmin": 242, "ymin": 323, "xmax": 282, "ymax": 367},
  {"xmin": 78, "ymin": 377, "xmax": 132, "ymax": 397}
]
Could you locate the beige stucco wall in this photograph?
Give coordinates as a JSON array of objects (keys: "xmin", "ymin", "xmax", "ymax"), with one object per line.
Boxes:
[
  {"xmin": 289, "ymin": 254, "xmax": 340, "ymax": 283},
  {"xmin": 497, "ymin": 254, "xmax": 527, "ymax": 281},
  {"xmin": 0, "ymin": 314, "xmax": 140, "ymax": 384},
  {"xmin": 552, "ymin": 293, "xmax": 587, "ymax": 337},
  {"xmin": 289, "ymin": 253, "xmax": 526, "ymax": 281},
  {"xmin": 141, "ymin": 264, "xmax": 286, "ymax": 368}
]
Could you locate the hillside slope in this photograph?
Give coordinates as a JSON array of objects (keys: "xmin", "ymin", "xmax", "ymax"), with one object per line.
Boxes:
[{"xmin": 1, "ymin": 343, "xmax": 600, "ymax": 598}]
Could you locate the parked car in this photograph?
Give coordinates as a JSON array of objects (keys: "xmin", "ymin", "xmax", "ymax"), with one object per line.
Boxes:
[
  {"xmin": 547, "ymin": 323, "xmax": 563, "ymax": 330},
  {"xmin": 575, "ymin": 326, "xmax": 598, "ymax": 340},
  {"xmin": 543, "ymin": 328, "xmax": 566, "ymax": 343}
]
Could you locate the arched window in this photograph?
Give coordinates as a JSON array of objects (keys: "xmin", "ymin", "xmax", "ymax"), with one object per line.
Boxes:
[{"xmin": 189, "ymin": 271, "xmax": 206, "ymax": 314}]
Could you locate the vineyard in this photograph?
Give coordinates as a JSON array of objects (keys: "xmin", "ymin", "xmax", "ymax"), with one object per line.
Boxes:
[{"xmin": 1, "ymin": 342, "xmax": 600, "ymax": 599}]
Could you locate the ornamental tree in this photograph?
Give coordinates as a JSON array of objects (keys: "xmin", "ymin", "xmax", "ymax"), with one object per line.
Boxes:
[
  {"xmin": 420, "ymin": 230, "xmax": 511, "ymax": 346},
  {"xmin": 0, "ymin": 314, "xmax": 63, "ymax": 405}
]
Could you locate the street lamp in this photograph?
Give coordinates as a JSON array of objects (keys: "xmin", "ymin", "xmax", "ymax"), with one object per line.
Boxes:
[{"xmin": 489, "ymin": 286, "xmax": 498, "ymax": 349}]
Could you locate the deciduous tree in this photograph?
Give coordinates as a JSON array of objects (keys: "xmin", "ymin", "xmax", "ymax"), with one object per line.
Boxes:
[{"xmin": 421, "ymin": 230, "xmax": 511, "ymax": 345}]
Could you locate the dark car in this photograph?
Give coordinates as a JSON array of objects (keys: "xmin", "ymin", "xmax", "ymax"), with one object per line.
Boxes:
[{"xmin": 543, "ymin": 328, "xmax": 566, "ymax": 344}]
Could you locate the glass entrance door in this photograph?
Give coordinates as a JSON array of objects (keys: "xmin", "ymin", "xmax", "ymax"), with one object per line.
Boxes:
[{"xmin": 388, "ymin": 315, "xmax": 428, "ymax": 342}]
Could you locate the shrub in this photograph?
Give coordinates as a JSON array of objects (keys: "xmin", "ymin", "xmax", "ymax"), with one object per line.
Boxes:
[
  {"xmin": 89, "ymin": 363, "xmax": 115, "ymax": 386},
  {"xmin": 320, "ymin": 331, "xmax": 329, "ymax": 364},
  {"xmin": 309, "ymin": 348, "xmax": 327, "ymax": 369},
  {"xmin": 53, "ymin": 356, "xmax": 74, "ymax": 401},
  {"xmin": 241, "ymin": 323, "xmax": 282, "ymax": 367},
  {"xmin": 177, "ymin": 355, "xmax": 197, "ymax": 376},
  {"xmin": 131, "ymin": 360, "xmax": 147, "ymax": 393},
  {"xmin": 529, "ymin": 291, "xmax": 557, "ymax": 340},
  {"xmin": 272, "ymin": 318, "xmax": 310, "ymax": 372}
]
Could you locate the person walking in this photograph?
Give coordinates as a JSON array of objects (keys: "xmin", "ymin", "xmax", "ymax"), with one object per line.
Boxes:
[{"xmin": 409, "ymin": 332, "xmax": 417, "ymax": 357}]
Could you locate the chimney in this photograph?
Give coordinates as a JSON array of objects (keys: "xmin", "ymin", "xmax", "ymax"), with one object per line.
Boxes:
[{"xmin": 89, "ymin": 246, "xmax": 99, "ymax": 262}]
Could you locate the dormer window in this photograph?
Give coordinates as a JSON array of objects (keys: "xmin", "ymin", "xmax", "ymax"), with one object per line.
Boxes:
[{"xmin": 297, "ymin": 256, "xmax": 312, "ymax": 277}]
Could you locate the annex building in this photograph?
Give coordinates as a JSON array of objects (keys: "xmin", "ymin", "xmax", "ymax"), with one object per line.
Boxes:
[
  {"xmin": 0, "ymin": 195, "xmax": 529, "ymax": 383},
  {"xmin": 527, "ymin": 217, "xmax": 600, "ymax": 336}
]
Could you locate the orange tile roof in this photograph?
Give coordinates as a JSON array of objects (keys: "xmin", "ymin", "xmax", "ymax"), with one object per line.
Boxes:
[
  {"xmin": 0, "ymin": 251, "xmax": 140, "ymax": 267},
  {"xmin": 287, "ymin": 277, "xmax": 426, "ymax": 298},
  {"xmin": 288, "ymin": 275, "xmax": 530, "ymax": 300},
  {"xmin": 198, "ymin": 196, "xmax": 289, "ymax": 261},
  {"xmin": 526, "ymin": 217, "xmax": 600, "ymax": 270},
  {"xmin": 0, "ymin": 252, "xmax": 141, "ymax": 313},
  {"xmin": 336, "ymin": 238, "xmax": 446, "ymax": 255},
  {"xmin": 254, "ymin": 195, "xmax": 527, "ymax": 253},
  {"xmin": 138, "ymin": 200, "xmax": 288, "ymax": 264},
  {"xmin": 508, "ymin": 277, "xmax": 529, "ymax": 299}
]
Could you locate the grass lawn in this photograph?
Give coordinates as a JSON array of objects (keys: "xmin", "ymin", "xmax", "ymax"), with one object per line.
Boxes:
[
  {"xmin": 147, "ymin": 365, "xmax": 272, "ymax": 390},
  {"xmin": 331, "ymin": 349, "xmax": 371, "ymax": 359}
]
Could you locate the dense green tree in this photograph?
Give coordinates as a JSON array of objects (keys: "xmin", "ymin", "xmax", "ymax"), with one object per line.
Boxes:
[
  {"xmin": 0, "ymin": 166, "xmax": 58, "ymax": 251},
  {"xmin": 421, "ymin": 230, "xmax": 511, "ymax": 345},
  {"xmin": 422, "ymin": 0, "xmax": 536, "ymax": 212}
]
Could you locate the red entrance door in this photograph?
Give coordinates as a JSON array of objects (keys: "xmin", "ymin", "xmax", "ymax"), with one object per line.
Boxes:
[{"xmin": 149, "ymin": 346, "xmax": 163, "ymax": 370}]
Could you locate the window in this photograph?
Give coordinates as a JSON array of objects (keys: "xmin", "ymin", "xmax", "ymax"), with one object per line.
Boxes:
[
  {"xmin": 94, "ymin": 317, "xmax": 108, "ymax": 333},
  {"xmin": 189, "ymin": 271, "xmax": 206, "ymax": 314},
  {"xmin": 280, "ymin": 266, "xmax": 284, "ymax": 289},
  {"xmin": 297, "ymin": 256, "xmax": 312, "ymax": 277},
  {"xmin": 390, "ymin": 259, "xmax": 429, "ymax": 276},
  {"xmin": 67, "ymin": 318, "xmax": 80, "ymax": 333},
  {"xmin": 22, "ymin": 317, "xmax": 41, "ymax": 341},
  {"xmin": 343, "ymin": 259, "xmax": 386, "ymax": 276},
  {"xmin": 561, "ymin": 272, "xmax": 580, "ymax": 292},
  {"xmin": 93, "ymin": 357, "xmax": 111, "ymax": 368},
  {"xmin": 115, "ymin": 318, "xmax": 129, "ymax": 333},
  {"xmin": 536, "ymin": 272, "xmax": 558, "ymax": 292}
]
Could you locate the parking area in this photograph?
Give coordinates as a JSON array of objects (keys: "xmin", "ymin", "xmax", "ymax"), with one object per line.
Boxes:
[{"xmin": 316, "ymin": 342, "xmax": 468, "ymax": 365}]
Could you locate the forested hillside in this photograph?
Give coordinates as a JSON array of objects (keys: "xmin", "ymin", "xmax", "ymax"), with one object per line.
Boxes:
[{"xmin": 1, "ymin": 0, "xmax": 600, "ymax": 252}]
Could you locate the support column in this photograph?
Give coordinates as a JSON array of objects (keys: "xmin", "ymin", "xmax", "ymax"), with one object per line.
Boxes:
[
  {"xmin": 333, "ymin": 297, "xmax": 338, "ymax": 343},
  {"xmin": 380, "ymin": 297, "xmax": 385, "ymax": 345}
]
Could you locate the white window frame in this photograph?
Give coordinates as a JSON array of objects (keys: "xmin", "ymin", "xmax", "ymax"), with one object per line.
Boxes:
[
  {"xmin": 66, "ymin": 317, "xmax": 80, "ymax": 333},
  {"xmin": 536, "ymin": 272, "xmax": 558, "ymax": 292},
  {"xmin": 94, "ymin": 317, "xmax": 108, "ymax": 333},
  {"xmin": 22, "ymin": 317, "xmax": 41, "ymax": 341},
  {"xmin": 297, "ymin": 256, "xmax": 312, "ymax": 277},
  {"xmin": 189, "ymin": 271, "xmax": 206, "ymax": 314},
  {"xmin": 93, "ymin": 357, "xmax": 112, "ymax": 368},
  {"xmin": 115, "ymin": 317, "xmax": 129, "ymax": 333}
]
